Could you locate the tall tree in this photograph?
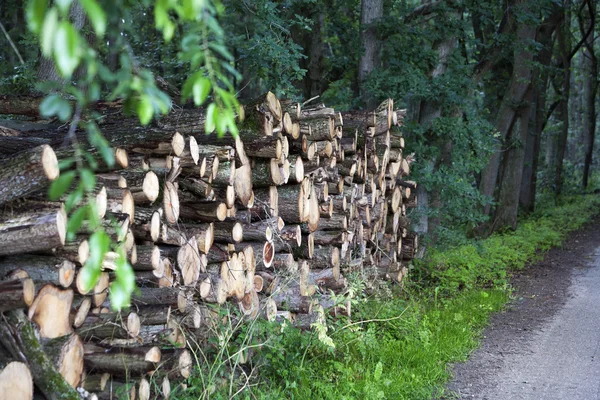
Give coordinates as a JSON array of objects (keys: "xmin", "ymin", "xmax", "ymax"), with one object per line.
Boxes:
[
  {"xmin": 519, "ymin": 6, "xmax": 562, "ymax": 212},
  {"xmin": 478, "ymin": 0, "xmax": 536, "ymax": 231},
  {"xmin": 492, "ymin": 10, "xmax": 536, "ymax": 230},
  {"xmin": 580, "ymin": 0, "xmax": 597, "ymax": 189},
  {"xmin": 358, "ymin": 0, "xmax": 383, "ymax": 107},
  {"xmin": 548, "ymin": 7, "xmax": 572, "ymax": 196}
]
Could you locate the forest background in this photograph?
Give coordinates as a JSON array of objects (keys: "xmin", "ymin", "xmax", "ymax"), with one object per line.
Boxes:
[{"xmin": 0, "ymin": 0, "xmax": 598, "ymax": 247}]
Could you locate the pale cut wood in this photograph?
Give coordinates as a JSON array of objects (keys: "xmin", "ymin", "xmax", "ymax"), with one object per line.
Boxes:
[
  {"xmin": 0, "ymin": 144, "xmax": 59, "ymax": 206},
  {"xmin": 163, "ymin": 181, "xmax": 180, "ymax": 224},
  {"xmin": 28, "ymin": 284, "xmax": 74, "ymax": 338},
  {"xmin": 0, "ymin": 361, "xmax": 33, "ymax": 400}
]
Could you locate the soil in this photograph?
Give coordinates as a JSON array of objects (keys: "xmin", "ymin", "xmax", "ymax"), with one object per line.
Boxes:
[{"xmin": 443, "ymin": 217, "xmax": 600, "ymax": 399}]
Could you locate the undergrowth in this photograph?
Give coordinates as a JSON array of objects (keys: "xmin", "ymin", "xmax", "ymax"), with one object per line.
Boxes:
[{"xmin": 175, "ymin": 194, "xmax": 600, "ymax": 400}]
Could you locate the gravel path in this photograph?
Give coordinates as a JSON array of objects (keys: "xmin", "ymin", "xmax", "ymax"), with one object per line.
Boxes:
[{"xmin": 444, "ymin": 219, "xmax": 600, "ymax": 399}]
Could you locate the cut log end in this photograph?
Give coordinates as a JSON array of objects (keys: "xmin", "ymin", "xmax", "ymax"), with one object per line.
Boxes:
[
  {"xmin": 143, "ymin": 171, "xmax": 160, "ymax": 203},
  {"xmin": 172, "ymin": 132, "xmax": 185, "ymax": 156},
  {"xmin": 163, "ymin": 182, "xmax": 180, "ymax": 224},
  {"xmin": 41, "ymin": 144, "xmax": 59, "ymax": 181},
  {"xmin": 58, "ymin": 333, "xmax": 85, "ymax": 387},
  {"xmin": 232, "ymin": 222, "xmax": 244, "ymax": 243},
  {"xmin": 0, "ymin": 362, "xmax": 34, "ymax": 400},
  {"xmin": 28, "ymin": 284, "xmax": 74, "ymax": 338},
  {"xmin": 115, "ymin": 148, "xmax": 129, "ymax": 168}
]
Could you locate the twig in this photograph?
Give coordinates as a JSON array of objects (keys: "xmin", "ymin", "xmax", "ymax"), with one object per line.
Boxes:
[
  {"xmin": 0, "ymin": 21, "xmax": 25, "ymax": 65},
  {"xmin": 302, "ymin": 96, "xmax": 320, "ymax": 107}
]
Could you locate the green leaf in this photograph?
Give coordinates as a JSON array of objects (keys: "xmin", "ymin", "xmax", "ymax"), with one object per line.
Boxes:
[
  {"xmin": 39, "ymin": 94, "xmax": 72, "ymax": 121},
  {"xmin": 109, "ymin": 281, "xmax": 131, "ymax": 311},
  {"xmin": 115, "ymin": 247, "xmax": 136, "ymax": 293},
  {"xmin": 26, "ymin": 0, "xmax": 48, "ymax": 34},
  {"xmin": 193, "ymin": 77, "xmax": 211, "ymax": 106},
  {"xmin": 66, "ymin": 205, "xmax": 87, "ymax": 241},
  {"xmin": 137, "ymin": 94, "xmax": 154, "ymax": 125},
  {"xmin": 205, "ymin": 102, "xmax": 216, "ymax": 134},
  {"xmin": 216, "ymin": 108, "xmax": 227, "ymax": 138},
  {"xmin": 49, "ymin": 170, "xmax": 75, "ymax": 200},
  {"xmin": 80, "ymin": 168, "xmax": 96, "ymax": 192},
  {"xmin": 54, "ymin": 0, "xmax": 72, "ymax": 14},
  {"xmin": 78, "ymin": 264, "xmax": 101, "ymax": 293},
  {"xmin": 53, "ymin": 22, "xmax": 82, "ymax": 78},
  {"xmin": 162, "ymin": 21, "xmax": 175, "ymax": 42},
  {"xmin": 58, "ymin": 158, "xmax": 75, "ymax": 170},
  {"xmin": 80, "ymin": 0, "xmax": 106, "ymax": 37},
  {"xmin": 64, "ymin": 184, "xmax": 83, "ymax": 211},
  {"xmin": 40, "ymin": 8, "xmax": 58, "ymax": 57},
  {"xmin": 87, "ymin": 124, "xmax": 114, "ymax": 167}
]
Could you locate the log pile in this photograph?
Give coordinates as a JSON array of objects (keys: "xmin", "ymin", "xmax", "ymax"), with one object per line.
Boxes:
[{"xmin": 0, "ymin": 92, "xmax": 416, "ymax": 398}]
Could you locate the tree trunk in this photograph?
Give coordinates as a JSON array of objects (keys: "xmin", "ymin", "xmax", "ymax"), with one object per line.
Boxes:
[
  {"xmin": 519, "ymin": 8, "xmax": 560, "ymax": 212},
  {"xmin": 580, "ymin": 1, "xmax": 597, "ymax": 189},
  {"xmin": 358, "ymin": 0, "xmax": 383, "ymax": 107},
  {"xmin": 478, "ymin": 4, "xmax": 535, "ymax": 230},
  {"xmin": 550, "ymin": 12, "xmax": 572, "ymax": 196}
]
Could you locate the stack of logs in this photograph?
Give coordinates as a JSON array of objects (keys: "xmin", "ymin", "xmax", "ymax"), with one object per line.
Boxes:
[{"xmin": 0, "ymin": 92, "xmax": 417, "ymax": 399}]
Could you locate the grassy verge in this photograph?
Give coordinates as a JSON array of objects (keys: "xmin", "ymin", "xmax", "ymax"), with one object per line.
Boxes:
[{"xmin": 178, "ymin": 194, "xmax": 600, "ymax": 400}]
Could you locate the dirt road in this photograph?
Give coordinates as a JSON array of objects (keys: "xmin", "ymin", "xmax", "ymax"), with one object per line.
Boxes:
[{"xmin": 444, "ymin": 219, "xmax": 600, "ymax": 399}]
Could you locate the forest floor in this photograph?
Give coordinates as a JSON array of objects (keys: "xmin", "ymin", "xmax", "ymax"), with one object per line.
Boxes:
[{"xmin": 444, "ymin": 217, "xmax": 600, "ymax": 399}]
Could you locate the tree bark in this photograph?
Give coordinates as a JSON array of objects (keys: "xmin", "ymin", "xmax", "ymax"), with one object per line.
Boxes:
[
  {"xmin": 358, "ymin": 0, "xmax": 383, "ymax": 107},
  {"xmin": 519, "ymin": 7, "xmax": 560, "ymax": 212},
  {"xmin": 580, "ymin": 0, "xmax": 597, "ymax": 189}
]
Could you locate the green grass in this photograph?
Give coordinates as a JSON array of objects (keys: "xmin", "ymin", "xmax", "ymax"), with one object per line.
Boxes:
[{"xmin": 177, "ymin": 194, "xmax": 600, "ymax": 400}]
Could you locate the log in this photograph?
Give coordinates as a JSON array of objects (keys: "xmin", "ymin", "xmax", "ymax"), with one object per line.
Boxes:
[
  {"xmin": 83, "ymin": 343, "xmax": 160, "ymax": 376},
  {"xmin": 244, "ymin": 136, "xmax": 283, "ymax": 159},
  {"xmin": 277, "ymin": 180, "xmax": 309, "ymax": 224},
  {"xmin": 248, "ymin": 186, "xmax": 278, "ymax": 219},
  {"xmin": 0, "ymin": 278, "xmax": 34, "ymax": 312},
  {"xmin": 179, "ymin": 201, "xmax": 227, "ymax": 222},
  {"xmin": 233, "ymin": 241, "xmax": 274, "ymax": 269},
  {"xmin": 0, "ymin": 145, "xmax": 59, "ymax": 206},
  {"xmin": 311, "ymin": 230, "xmax": 348, "ymax": 246},
  {"xmin": 271, "ymin": 286, "xmax": 313, "ymax": 313},
  {"xmin": 0, "ymin": 206, "xmax": 66, "ymax": 256},
  {"xmin": 0, "ymin": 255, "xmax": 75, "ymax": 288},
  {"xmin": 212, "ymin": 221, "xmax": 244, "ymax": 244}
]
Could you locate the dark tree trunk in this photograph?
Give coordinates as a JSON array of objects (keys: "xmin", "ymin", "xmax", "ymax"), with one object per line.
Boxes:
[
  {"xmin": 519, "ymin": 7, "xmax": 561, "ymax": 212},
  {"xmin": 358, "ymin": 0, "xmax": 383, "ymax": 107},
  {"xmin": 37, "ymin": 1, "xmax": 87, "ymax": 84},
  {"xmin": 480, "ymin": 3, "xmax": 536, "ymax": 232},
  {"xmin": 550, "ymin": 12, "xmax": 572, "ymax": 196},
  {"xmin": 580, "ymin": 0, "xmax": 597, "ymax": 189}
]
